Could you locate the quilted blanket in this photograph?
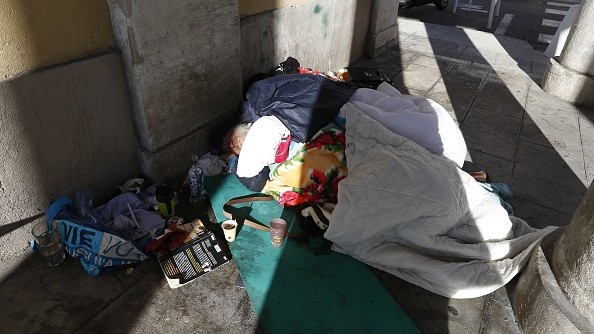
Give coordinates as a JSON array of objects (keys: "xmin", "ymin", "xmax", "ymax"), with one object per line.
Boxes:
[
  {"xmin": 324, "ymin": 103, "xmax": 557, "ymax": 298},
  {"xmin": 263, "ymin": 125, "xmax": 347, "ymax": 206}
]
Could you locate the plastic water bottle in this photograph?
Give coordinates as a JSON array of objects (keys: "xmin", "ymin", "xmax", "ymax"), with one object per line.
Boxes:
[
  {"xmin": 74, "ymin": 191, "xmax": 99, "ymax": 224},
  {"xmin": 188, "ymin": 154, "xmax": 205, "ymax": 203}
]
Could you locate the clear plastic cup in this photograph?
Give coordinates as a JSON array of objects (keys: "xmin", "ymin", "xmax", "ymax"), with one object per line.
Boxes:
[{"xmin": 31, "ymin": 220, "xmax": 65, "ymax": 266}]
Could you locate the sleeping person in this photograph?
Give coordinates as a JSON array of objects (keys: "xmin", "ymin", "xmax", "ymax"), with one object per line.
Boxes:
[
  {"xmin": 220, "ymin": 73, "xmax": 357, "ymax": 193},
  {"xmin": 222, "ymin": 116, "xmax": 303, "ymax": 192},
  {"xmin": 221, "ymin": 73, "xmax": 468, "ymax": 200},
  {"xmin": 219, "ymin": 73, "xmax": 546, "ymax": 300}
]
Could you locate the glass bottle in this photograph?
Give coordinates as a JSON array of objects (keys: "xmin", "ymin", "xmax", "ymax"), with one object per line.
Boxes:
[{"xmin": 188, "ymin": 154, "xmax": 205, "ymax": 203}]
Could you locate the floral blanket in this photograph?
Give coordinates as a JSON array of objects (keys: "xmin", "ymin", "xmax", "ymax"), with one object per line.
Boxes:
[{"xmin": 263, "ymin": 125, "xmax": 347, "ymax": 207}]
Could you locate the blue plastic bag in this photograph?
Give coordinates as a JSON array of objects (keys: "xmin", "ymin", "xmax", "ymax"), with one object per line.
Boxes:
[{"xmin": 46, "ymin": 196, "xmax": 150, "ymax": 276}]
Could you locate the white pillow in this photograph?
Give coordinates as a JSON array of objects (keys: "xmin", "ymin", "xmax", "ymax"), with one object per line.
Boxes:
[{"xmin": 348, "ymin": 82, "xmax": 467, "ymax": 167}]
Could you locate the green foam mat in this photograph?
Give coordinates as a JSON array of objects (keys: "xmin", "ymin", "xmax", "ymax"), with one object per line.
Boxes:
[{"xmin": 205, "ymin": 174, "xmax": 418, "ymax": 334}]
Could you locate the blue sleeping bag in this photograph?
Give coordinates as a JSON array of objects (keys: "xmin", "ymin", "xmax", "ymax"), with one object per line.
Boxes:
[{"xmin": 241, "ymin": 74, "xmax": 357, "ymax": 143}]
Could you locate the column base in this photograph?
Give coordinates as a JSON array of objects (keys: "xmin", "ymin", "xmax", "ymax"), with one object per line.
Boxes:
[
  {"xmin": 541, "ymin": 57, "xmax": 594, "ymax": 108},
  {"xmin": 512, "ymin": 243, "xmax": 593, "ymax": 333}
]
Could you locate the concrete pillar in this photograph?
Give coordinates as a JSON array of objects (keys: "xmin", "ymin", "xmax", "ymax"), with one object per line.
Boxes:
[
  {"xmin": 107, "ymin": 0, "xmax": 242, "ymax": 180},
  {"xmin": 365, "ymin": 0, "xmax": 399, "ymax": 58},
  {"xmin": 541, "ymin": 0, "xmax": 594, "ymax": 107},
  {"xmin": 551, "ymin": 182, "xmax": 594, "ymax": 325},
  {"xmin": 512, "ymin": 245, "xmax": 583, "ymax": 333},
  {"xmin": 557, "ymin": 0, "xmax": 594, "ymax": 76},
  {"xmin": 512, "ymin": 183, "xmax": 594, "ymax": 333}
]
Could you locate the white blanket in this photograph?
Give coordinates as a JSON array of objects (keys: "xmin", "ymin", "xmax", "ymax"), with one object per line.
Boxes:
[
  {"xmin": 347, "ymin": 82, "xmax": 467, "ymax": 167},
  {"xmin": 324, "ymin": 104, "xmax": 556, "ymax": 298}
]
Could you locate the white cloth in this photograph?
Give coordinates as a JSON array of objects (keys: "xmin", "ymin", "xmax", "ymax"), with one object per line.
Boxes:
[
  {"xmin": 346, "ymin": 82, "xmax": 467, "ymax": 167},
  {"xmin": 324, "ymin": 105, "xmax": 556, "ymax": 298},
  {"xmin": 237, "ymin": 116, "xmax": 290, "ymax": 178}
]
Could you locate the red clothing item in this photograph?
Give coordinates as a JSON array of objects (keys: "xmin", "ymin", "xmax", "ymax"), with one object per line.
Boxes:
[{"xmin": 144, "ymin": 223, "xmax": 190, "ymax": 254}]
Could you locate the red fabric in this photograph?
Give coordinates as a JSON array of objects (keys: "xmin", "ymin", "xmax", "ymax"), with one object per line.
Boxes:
[
  {"xmin": 298, "ymin": 67, "xmax": 321, "ymax": 75},
  {"xmin": 274, "ymin": 134, "xmax": 291, "ymax": 163},
  {"xmin": 144, "ymin": 223, "xmax": 190, "ymax": 253}
]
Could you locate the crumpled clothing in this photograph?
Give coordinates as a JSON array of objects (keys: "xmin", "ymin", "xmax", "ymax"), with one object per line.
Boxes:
[
  {"xmin": 274, "ymin": 56, "xmax": 300, "ymax": 75},
  {"xmin": 95, "ymin": 193, "xmax": 165, "ymax": 240},
  {"xmin": 117, "ymin": 178, "xmax": 145, "ymax": 194},
  {"xmin": 196, "ymin": 152, "xmax": 228, "ymax": 176}
]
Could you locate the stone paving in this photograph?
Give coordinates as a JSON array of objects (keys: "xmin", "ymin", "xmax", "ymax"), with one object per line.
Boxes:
[
  {"xmin": 1, "ymin": 17, "xmax": 593, "ymax": 334},
  {"xmin": 356, "ymin": 18, "xmax": 593, "ymax": 230}
]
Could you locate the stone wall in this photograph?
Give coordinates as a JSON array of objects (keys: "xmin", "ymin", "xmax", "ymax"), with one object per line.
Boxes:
[
  {"xmin": 107, "ymin": 0, "xmax": 243, "ymax": 180},
  {"xmin": 0, "ymin": 0, "xmax": 114, "ymax": 79},
  {"xmin": 0, "ymin": 1, "xmax": 138, "ymax": 263},
  {"xmin": 240, "ymin": 0, "xmax": 373, "ymax": 81},
  {"xmin": 0, "ymin": 53, "xmax": 139, "ymax": 262}
]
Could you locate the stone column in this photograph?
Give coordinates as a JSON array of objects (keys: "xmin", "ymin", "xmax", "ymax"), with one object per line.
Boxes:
[
  {"xmin": 512, "ymin": 182, "xmax": 594, "ymax": 333},
  {"xmin": 541, "ymin": 0, "xmax": 594, "ymax": 107},
  {"xmin": 365, "ymin": 0, "xmax": 399, "ymax": 58},
  {"xmin": 107, "ymin": 0, "xmax": 242, "ymax": 180},
  {"xmin": 551, "ymin": 182, "xmax": 594, "ymax": 326}
]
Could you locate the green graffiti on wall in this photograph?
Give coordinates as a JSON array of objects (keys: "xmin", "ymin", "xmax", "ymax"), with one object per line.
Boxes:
[{"xmin": 313, "ymin": 4, "xmax": 329, "ymax": 38}]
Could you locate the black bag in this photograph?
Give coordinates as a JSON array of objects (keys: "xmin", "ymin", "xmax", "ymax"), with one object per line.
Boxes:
[{"xmin": 345, "ymin": 67, "xmax": 392, "ymax": 89}]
